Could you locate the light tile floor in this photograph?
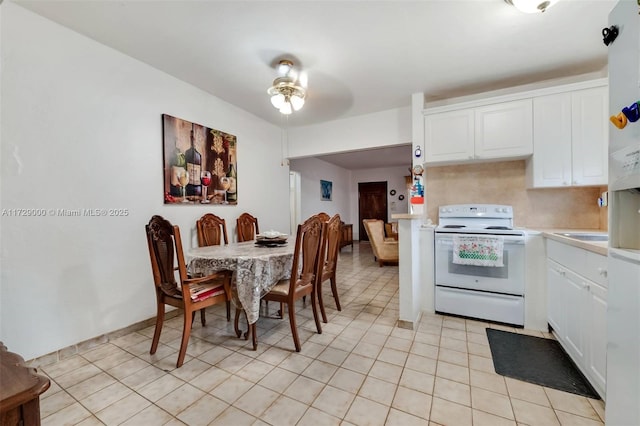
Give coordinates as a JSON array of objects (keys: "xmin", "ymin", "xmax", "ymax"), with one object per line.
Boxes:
[{"xmin": 36, "ymin": 242, "xmax": 605, "ymax": 425}]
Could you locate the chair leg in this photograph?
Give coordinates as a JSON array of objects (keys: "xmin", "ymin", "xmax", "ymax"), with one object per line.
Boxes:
[
  {"xmin": 150, "ymin": 301, "xmax": 164, "ymax": 355},
  {"xmin": 226, "ymin": 300, "xmax": 231, "ymax": 322},
  {"xmin": 251, "ymin": 322, "xmax": 257, "ymax": 351},
  {"xmin": 200, "ymin": 308, "xmax": 206, "ymax": 326},
  {"xmin": 177, "ymin": 309, "xmax": 193, "ymax": 368},
  {"xmin": 234, "ymin": 307, "xmax": 243, "ymax": 338},
  {"xmin": 317, "ymin": 280, "xmax": 328, "ymax": 323},
  {"xmin": 288, "ymin": 301, "xmax": 301, "ymax": 352},
  {"xmin": 310, "ymin": 290, "xmax": 323, "ymax": 335},
  {"xmin": 330, "ymin": 275, "xmax": 342, "ymax": 311}
]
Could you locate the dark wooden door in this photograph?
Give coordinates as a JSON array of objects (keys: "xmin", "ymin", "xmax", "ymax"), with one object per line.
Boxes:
[{"xmin": 358, "ymin": 181, "xmax": 388, "ymax": 241}]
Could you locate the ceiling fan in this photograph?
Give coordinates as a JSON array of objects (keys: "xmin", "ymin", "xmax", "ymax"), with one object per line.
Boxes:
[{"xmin": 267, "ymin": 59, "xmax": 307, "ymax": 115}]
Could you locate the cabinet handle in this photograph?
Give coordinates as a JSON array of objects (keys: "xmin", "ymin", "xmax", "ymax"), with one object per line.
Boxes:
[
  {"xmin": 598, "ymin": 268, "xmax": 607, "ymax": 277},
  {"xmin": 469, "ymin": 155, "xmax": 474, "ymax": 160},
  {"xmin": 563, "ymin": 181, "xmax": 569, "ymax": 186},
  {"xmin": 573, "ymin": 180, "xmax": 578, "ymax": 185}
]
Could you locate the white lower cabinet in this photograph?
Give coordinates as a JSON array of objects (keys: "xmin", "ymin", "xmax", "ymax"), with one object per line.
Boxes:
[{"xmin": 546, "ymin": 240, "xmax": 608, "ymax": 399}]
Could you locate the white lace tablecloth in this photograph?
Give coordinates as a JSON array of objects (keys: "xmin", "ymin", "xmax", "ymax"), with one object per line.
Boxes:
[{"xmin": 187, "ymin": 239, "xmax": 294, "ymax": 324}]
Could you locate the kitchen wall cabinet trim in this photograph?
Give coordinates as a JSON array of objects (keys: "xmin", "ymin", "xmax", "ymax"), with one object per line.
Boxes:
[
  {"xmin": 546, "ymin": 239, "xmax": 608, "ymax": 399},
  {"xmin": 423, "ymin": 78, "xmax": 607, "ymax": 115}
]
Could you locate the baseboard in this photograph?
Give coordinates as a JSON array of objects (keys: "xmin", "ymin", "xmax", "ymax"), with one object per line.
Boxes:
[{"xmin": 26, "ymin": 309, "xmax": 181, "ymax": 368}]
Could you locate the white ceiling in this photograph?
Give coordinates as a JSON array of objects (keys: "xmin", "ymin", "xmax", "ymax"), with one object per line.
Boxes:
[{"xmin": 13, "ymin": 0, "xmax": 616, "ymax": 169}]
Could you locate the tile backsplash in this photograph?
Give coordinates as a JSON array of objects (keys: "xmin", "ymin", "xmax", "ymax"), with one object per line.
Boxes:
[{"xmin": 425, "ymin": 160, "xmax": 607, "ymax": 230}]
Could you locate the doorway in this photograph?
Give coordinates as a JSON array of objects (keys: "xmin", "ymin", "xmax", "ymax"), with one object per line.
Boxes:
[
  {"xmin": 289, "ymin": 171, "xmax": 301, "ymax": 235},
  {"xmin": 358, "ymin": 181, "xmax": 388, "ymax": 241}
]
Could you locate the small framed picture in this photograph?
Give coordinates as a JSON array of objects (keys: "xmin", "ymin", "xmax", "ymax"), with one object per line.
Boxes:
[{"xmin": 320, "ymin": 180, "xmax": 333, "ymax": 201}]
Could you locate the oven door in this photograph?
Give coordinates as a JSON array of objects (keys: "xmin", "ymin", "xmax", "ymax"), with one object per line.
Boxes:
[{"xmin": 435, "ymin": 232, "xmax": 525, "ymax": 295}]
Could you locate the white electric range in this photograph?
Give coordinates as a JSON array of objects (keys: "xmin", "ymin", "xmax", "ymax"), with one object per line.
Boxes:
[{"xmin": 434, "ymin": 204, "xmax": 526, "ymax": 326}]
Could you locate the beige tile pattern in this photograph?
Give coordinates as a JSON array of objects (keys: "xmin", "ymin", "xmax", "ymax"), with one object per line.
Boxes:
[
  {"xmin": 425, "ymin": 159, "xmax": 606, "ymax": 229},
  {"xmin": 35, "ymin": 242, "xmax": 605, "ymax": 426}
]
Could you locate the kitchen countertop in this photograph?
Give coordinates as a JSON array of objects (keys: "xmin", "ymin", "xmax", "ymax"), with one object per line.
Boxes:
[{"xmin": 532, "ymin": 228, "xmax": 608, "ymax": 256}]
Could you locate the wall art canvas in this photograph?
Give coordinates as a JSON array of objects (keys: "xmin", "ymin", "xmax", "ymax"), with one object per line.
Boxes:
[
  {"xmin": 320, "ymin": 179, "xmax": 333, "ymax": 201},
  {"xmin": 162, "ymin": 114, "xmax": 237, "ymax": 205}
]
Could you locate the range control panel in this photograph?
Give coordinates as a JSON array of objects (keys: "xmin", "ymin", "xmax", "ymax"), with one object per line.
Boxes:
[{"xmin": 439, "ymin": 204, "xmax": 513, "ymax": 219}]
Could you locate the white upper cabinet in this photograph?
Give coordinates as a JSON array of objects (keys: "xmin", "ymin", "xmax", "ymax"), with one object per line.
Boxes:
[
  {"xmin": 424, "ymin": 99, "xmax": 532, "ymax": 165},
  {"xmin": 571, "ymin": 87, "xmax": 609, "ymax": 186},
  {"xmin": 420, "ymin": 78, "xmax": 608, "ymax": 171},
  {"xmin": 527, "ymin": 85, "xmax": 608, "ymax": 188},
  {"xmin": 424, "ymin": 109, "xmax": 475, "ymax": 163},
  {"xmin": 475, "ymin": 99, "xmax": 533, "ymax": 160}
]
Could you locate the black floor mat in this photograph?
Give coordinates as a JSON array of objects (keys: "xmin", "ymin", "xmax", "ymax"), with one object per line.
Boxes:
[{"xmin": 486, "ymin": 329, "xmax": 600, "ymax": 399}]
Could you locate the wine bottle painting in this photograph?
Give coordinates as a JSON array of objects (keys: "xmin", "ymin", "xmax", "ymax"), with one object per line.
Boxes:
[{"xmin": 162, "ymin": 114, "xmax": 238, "ymax": 205}]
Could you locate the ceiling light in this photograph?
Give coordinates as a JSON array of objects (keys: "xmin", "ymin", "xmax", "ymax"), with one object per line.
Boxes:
[
  {"xmin": 505, "ymin": 0, "xmax": 559, "ymax": 13},
  {"xmin": 267, "ymin": 59, "xmax": 306, "ymax": 115}
]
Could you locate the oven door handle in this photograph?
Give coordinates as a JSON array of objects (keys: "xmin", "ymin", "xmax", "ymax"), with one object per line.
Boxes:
[{"xmin": 435, "ymin": 235, "xmax": 525, "ymax": 245}]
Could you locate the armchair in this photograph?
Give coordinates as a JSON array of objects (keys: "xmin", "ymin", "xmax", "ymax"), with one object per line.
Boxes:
[{"xmin": 363, "ymin": 219, "xmax": 399, "ymax": 267}]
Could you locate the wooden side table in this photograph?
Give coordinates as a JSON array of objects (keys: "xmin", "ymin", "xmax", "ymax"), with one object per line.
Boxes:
[
  {"xmin": 340, "ymin": 223, "xmax": 353, "ymax": 251},
  {"xmin": 0, "ymin": 342, "xmax": 50, "ymax": 426}
]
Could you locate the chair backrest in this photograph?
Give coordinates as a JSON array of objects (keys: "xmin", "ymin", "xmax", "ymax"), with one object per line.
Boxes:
[
  {"xmin": 323, "ymin": 214, "xmax": 342, "ymax": 276},
  {"xmin": 237, "ymin": 213, "xmax": 259, "ymax": 242},
  {"xmin": 316, "ymin": 212, "xmax": 330, "ymax": 223},
  {"xmin": 287, "ymin": 215, "xmax": 325, "ymax": 297},
  {"xmin": 146, "ymin": 215, "xmax": 187, "ymax": 297},
  {"xmin": 196, "ymin": 213, "xmax": 228, "ymax": 247},
  {"xmin": 363, "ymin": 219, "xmax": 384, "ymax": 257}
]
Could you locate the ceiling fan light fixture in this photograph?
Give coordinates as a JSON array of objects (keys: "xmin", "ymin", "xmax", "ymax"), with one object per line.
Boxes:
[
  {"xmin": 268, "ymin": 59, "xmax": 306, "ymax": 115},
  {"xmin": 279, "ymin": 101, "xmax": 293, "ymax": 115},
  {"xmin": 506, "ymin": 0, "xmax": 559, "ymax": 13},
  {"xmin": 270, "ymin": 93, "xmax": 285, "ymax": 109},
  {"xmin": 290, "ymin": 94, "xmax": 305, "ymax": 111}
]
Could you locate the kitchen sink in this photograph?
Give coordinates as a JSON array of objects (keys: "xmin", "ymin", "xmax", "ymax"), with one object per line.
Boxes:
[{"xmin": 555, "ymin": 232, "xmax": 609, "ymax": 242}]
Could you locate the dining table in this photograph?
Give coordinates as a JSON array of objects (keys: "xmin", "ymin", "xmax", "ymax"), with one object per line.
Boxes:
[{"xmin": 187, "ymin": 237, "xmax": 295, "ymax": 350}]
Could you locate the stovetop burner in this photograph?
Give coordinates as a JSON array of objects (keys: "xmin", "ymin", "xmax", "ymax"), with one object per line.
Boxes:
[{"xmin": 436, "ymin": 204, "xmax": 522, "ymax": 235}]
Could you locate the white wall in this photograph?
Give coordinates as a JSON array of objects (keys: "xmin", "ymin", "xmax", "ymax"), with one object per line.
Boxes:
[
  {"xmin": 289, "ymin": 158, "xmax": 410, "ymax": 241},
  {"xmin": 288, "ymin": 157, "xmax": 351, "ymax": 222},
  {"xmin": 287, "ymin": 106, "xmax": 412, "ymax": 158},
  {"xmin": 0, "ymin": 3, "xmax": 289, "ymax": 359}
]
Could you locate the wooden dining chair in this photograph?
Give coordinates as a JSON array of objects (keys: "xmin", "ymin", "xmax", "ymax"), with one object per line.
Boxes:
[
  {"xmin": 259, "ymin": 215, "xmax": 325, "ymax": 352},
  {"xmin": 196, "ymin": 213, "xmax": 229, "ymax": 246},
  {"xmin": 196, "ymin": 213, "xmax": 231, "ymax": 320},
  {"xmin": 316, "ymin": 212, "xmax": 330, "ymax": 223},
  {"xmin": 317, "ymin": 214, "xmax": 343, "ymax": 323},
  {"xmin": 145, "ymin": 215, "xmax": 231, "ymax": 368},
  {"xmin": 237, "ymin": 212, "xmax": 259, "ymax": 242}
]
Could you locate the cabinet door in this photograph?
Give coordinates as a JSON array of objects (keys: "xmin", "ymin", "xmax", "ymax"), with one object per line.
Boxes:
[
  {"xmin": 564, "ymin": 268, "xmax": 587, "ymax": 366},
  {"xmin": 587, "ymin": 281, "xmax": 607, "ymax": 397},
  {"xmin": 530, "ymin": 93, "xmax": 573, "ymax": 187},
  {"xmin": 547, "ymin": 259, "xmax": 566, "ymax": 334},
  {"xmin": 475, "ymin": 99, "xmax": 533, "ymax": 160},
  {"xmin": 571, "ymin": 86, "xmax": 608, "ymax": 186},
  {"xmin": 424, "ymin": 109, "xmax": 474, "ymax": 164}
]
